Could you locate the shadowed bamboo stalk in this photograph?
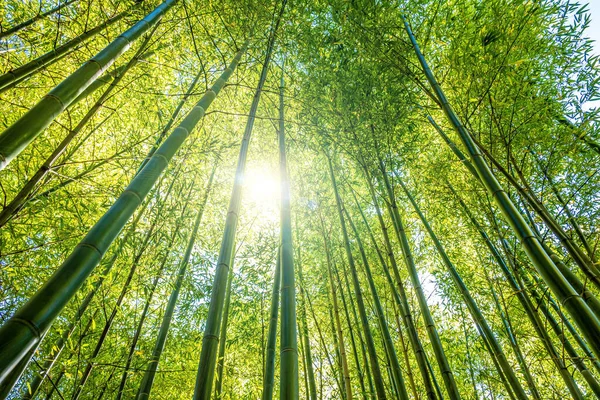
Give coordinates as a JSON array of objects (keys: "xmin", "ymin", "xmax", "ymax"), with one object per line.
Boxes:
[
  {"xmin": 360, "ymin": 163, "xmax": 436, "ymax": 400},
  {"xmin": 278, "ymin": 59, "xmax": 299, "ymax": 400},
  {"xmin": 327, "ymin": 155, "xmax": 387, "ymax": 400},
  {"xmin": 0, "ymin": 0, "xmax": 79, "ymax": 38},
  {"xmin": 0, "ymin": 27, "xmax": 158, "ymax": 229},
  {"xmin": 0, "ymin": 41, "xmax": 247, "ymax": 387},
  {"xmin": 193, "ymin": 7, "xmax": 284, "ymax": 396},
  {"xmin": 0, "ymin": 9, "xmax": 131, "ymax": 93},
  {"xmin": 324, "ymin": 235, "xmax": 353, "ymax": 400},
  {"xmin": 263, "ymin": 249, "xmax": 281, "ymax": 400},
  {"xmin": 71, "ymin": 171, "xmax": 190, "ymax": 399},
  {"xmin": 348, "ymin": 187, "xmax": 419, "ymax": 400},
  {"xmin": 398, "ymin": 178, "xmax": 529, "ymax": 399},
  {"xmin": 0, "ymin": 0, "xmax": 178, "ymax": 170},
  {"xmin": 343, "ymin": 205, "xmax": 409, "ymax": 400},
  {"xmin": 402, "ymin": 15, "xmax": 600, "ymax": 359},
  {"xmin": 376, "ymin": 158, "xmax": 461, "ymax": 400},
  {"xmin": 215, "ymin": 259, "xmax": 235, "ymax": 399},
  {"xmin": 450, "ymin": 184, "xmax": 585, "ymax": 399}
]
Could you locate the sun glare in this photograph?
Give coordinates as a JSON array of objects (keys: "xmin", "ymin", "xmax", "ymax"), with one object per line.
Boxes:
[{"xmin": 244, "ymin": 166, "xmax": 280, "ymax": 218}]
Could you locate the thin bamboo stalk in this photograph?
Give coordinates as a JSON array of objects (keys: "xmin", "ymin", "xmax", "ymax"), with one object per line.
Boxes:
[
  {"xmin": 0, "ymin": 9, "xmax": 131, "ymax": 93},
  {"xmin": 263, "ymin": 249, "xmax": 281, "ymax": 400},
  {"xmin": 343, "ymin": 206, "xmax": 409, "ymax": 400},
  {"xmin": 0, "ymin": 0, "xmax": 79, "ymax": 39},
  {"xmin": 135, "ymin": 163, "xmax": 216, "ymax": 399},
  {"xmin": 402, "ymin": 15, "xmax": 600, "ymax": 359},
  {"xmin": 327, "ymin": 155, "xmax": 387, "ymax": 400}
]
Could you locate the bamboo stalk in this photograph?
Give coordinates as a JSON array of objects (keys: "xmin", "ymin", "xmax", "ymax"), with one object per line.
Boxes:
[
  {"xmin": 0, "ymin": 0, "xmax": 178, "ymax": 170},
  {"xmin": 0, "ymin": 42, "xmax": 247, "ymax": 386}
]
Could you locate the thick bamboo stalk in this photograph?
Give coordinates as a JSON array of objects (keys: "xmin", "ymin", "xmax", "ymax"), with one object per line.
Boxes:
[
  {"xmin": 0, "ymin": 28, "xmax": 157, "ymax": 229},
  {"xmin": 327, "ymin": 155, "xmax": 387, "ymax": 400},
  {"xmin": 263, "ymin": 250, "xmax": 281, "ymax": 400},
  {"xmin": 0, "ymin": 0, "xmax": 178, "ymax": 170},
  {"xmin": 0, "ymin": 42, "xmax": 246, "ymax": 386},
  {"xmin": 278, "ymin": 60, "xmax": 299, "ymax": 400},
  {"xmin": 398, "ymin": 178, "xmax": 529, "ymax": 399},
  {"xmin": 402, "ymin": 15, "xmax": 600, "ymax": 359},
  {"xmin": 192, "ymin": 6, "xmax": 284, "ymax": 396},
  {"xmin": 135, "ymin": 163, "xmax": 216, "ymax": 399}
]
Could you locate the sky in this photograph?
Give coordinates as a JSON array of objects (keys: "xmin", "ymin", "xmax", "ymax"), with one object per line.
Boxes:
[{"xmin": 588, "ymin": 1, "xmax": 600, "ymax": 54}]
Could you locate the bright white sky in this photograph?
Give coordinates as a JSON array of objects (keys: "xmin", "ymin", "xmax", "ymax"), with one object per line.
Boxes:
[{"xmin": 588, "ymin": 1, "xmax": 600, "ymax": 54}]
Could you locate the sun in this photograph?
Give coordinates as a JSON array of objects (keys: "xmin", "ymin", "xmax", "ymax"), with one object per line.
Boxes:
[{"xmin": 243, "ymin": 165, "xmax": 280, "ymax": 218}]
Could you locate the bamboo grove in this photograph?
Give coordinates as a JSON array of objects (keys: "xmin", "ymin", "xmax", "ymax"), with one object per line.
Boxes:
[{"xmin": 0, "ymin": 0, "xmax": 599, "ymax": 398}]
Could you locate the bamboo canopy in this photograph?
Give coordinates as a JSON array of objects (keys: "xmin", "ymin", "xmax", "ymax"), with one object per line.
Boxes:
[{"xmin": 1, "ymin": 0, "xmax": 600, "ymax": 399}]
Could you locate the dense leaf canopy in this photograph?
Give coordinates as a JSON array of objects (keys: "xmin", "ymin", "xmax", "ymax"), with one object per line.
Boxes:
[{"xmin": 0, "ymin": 0, "xmax": 599, "ymax": 398}]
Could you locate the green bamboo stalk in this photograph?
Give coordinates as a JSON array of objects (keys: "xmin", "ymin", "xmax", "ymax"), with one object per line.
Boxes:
[
  {"xmin": 297, "ymin": 249, "xmax": 318, "ymax": 400},
  {"xmin": 347, "ymin": 185, "xmax": 420, "ymax": 400},
  {"xmin": 450, "ymin": 184, "xmax": 585, "ymax": 399},
  {"xmin": 0, "ymin": 9, "xmax": 131, "ymax": 93},
  {"xmin": 114, "ymin": 198, "xmax": 189, "ymax": 400},
  {"xmin": 0, "ymin": 27, "xmax": 157, "ymax": 229},
  {"xmin": 304, "ymin": 282, "xmax": 344, "ymax": 396},
  {"xmin": 0, "ymin": 0, "xmax": 178, "ymax": 170},
  {"xmin": 278, "ymin": 59, "xmax": 299, "ymax": 400},
  {"xmin": 0, "ymin": 0, "xmax": 79, "ymax": 39},
  {"xmin": 398, "ymin": 178, "xmax": 529, "ymax": 399},
  {"xmin": 485, "ymin": 273, "xmax": 541, "ymax": 400},
  {"xmin": 331, "ymin": 257, "xmax": 369, "ymax": 400},
  {"xmin": 135, "ymin": 163, "xmax": 216, "ymax": 400},
  {"xmin": 335, "ymin": 254, "xmax": 376, "ymax": 400},
  {"xmin": 431, "ymin": 110, "xmax": 599, "ymax": 287},
  {"xmin": 474, "ymin": 137, "xmax": 600, "ymax": 288},
  {"xmin": 192, "ymin": 5, "xmax": 284, "ymax": 396},
  {"xmin": 376, "ymin": 160, "xmax": 461, "ymax": 400},
  {"xmin": 524, "ymin": 275, "xmax": 600, "ymax": 397},
  {"xmin": 71, "ymin": 171, "xmax": 187, "ymax": 399},
  {"xmin": 402, "ymin": 15, "xmax": 600, "ymax": 359},
  {"xmin": 1, "ymin": 177, "xmax": 154, "ymax": 398},
  {"xmin": 214, "ymin": 259, "xmax": 235, "ymax": 400},
  {"xmin": 263, "ymin": 249, "xmax": 281, "ymax": 400},
  {"xmin": 325, "ymin": 243, "xmax": 353, "ymax": 400},
  {"xmin": 343, "ymin": 206, "xmax": 409, "ymax": 400},
  {"xmin": 459, "ymin": 304, "xmax": 479, "ymax": 398},
  {"xmin": 329, "ymin": 305, "xmax": 347, "ymax": 399},
  {"xmin": 0, "ymin": 41, "xmax": 246, "ymax": 387},
  {"xmin": 327, "ymin": 155, "xmax": 387, "ymax": 400},
  {"xmin": 360, "ymin": 165, "xmax": 436, "ymax": 400}
]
